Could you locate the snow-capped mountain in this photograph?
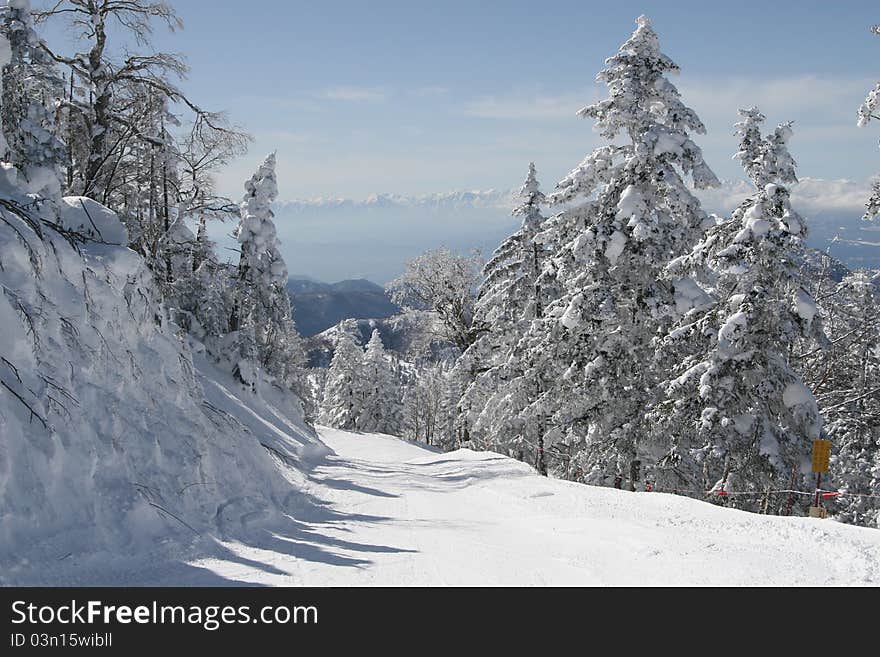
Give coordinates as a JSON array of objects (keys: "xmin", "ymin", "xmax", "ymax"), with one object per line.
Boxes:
[
  {"xmin": 275, "ymin": 189, "xmax": 518, "ymax": 214},
  {"xmin": 262, "ymin": 180, "xmax": 879, "ymax": 285}
]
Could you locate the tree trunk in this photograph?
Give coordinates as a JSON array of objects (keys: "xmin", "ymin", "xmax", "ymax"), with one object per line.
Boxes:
[
  {"xmin": 84, "ymin": 23, "xmax": 109, "ymax": 199},
  {"xmin": 162, "ymin": 141, "xmax": 173, "ymax": 283},
  {"xmin": 66, "ymin": 69, "xmax": 75, "ymax": 192},
  {"xmin": 536, "ymin": 434, "xmax": 547, "ymax": 477},
  {"xmin": 533, "ymin": 242, "xmax": 543, "ymax": 320}
]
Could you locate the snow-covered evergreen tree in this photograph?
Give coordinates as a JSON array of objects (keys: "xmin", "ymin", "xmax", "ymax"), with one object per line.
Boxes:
[
  {"xmin": 478, "ymin": 163, "xmax": 548, "ymax": 328},
  {"xmin": 167, "ymin": 221, "xmax": 233, "ymax": 348},
  {"xmin": 733, "ymin": 108, "xmax": 797, "ymax": 189},
  {"xmin": 238, "ymin": 155, "xmax": 286, "ymax": 274},
  {"xmin": 357, "ymin": 329, "xmax": 404, "ymax": 435},
  {"xmin": 858, "ymin": 23, "xmax": 880, "ymax": 220},
  {"xmin": 457, "ymin": 163, "xmax": 550, "ymax": 464},
  {"xmin": 504, "ymin": 16, "xmax": 719, "ymax": 483},
  {"xmin": 653, "ymin": 110, "xmax": 826, "ymax": 511},
  {"xmin": 227, "ymin": 153, "xmax": 307, "ymax": 397},
  {"xmin": 805, "ymin": 271, "xmax": 879, "ymax": 527},
  {"xmin": 320, "ymin": 333, "xmax": 365, "ymax": 431}
]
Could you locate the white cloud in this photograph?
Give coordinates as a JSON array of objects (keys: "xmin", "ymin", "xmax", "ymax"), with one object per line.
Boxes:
[
  {"xmin": 696, "ymin": 177, "xmax": 871, "ymax": 215},
  {"xmin": 227, "ymin": 75, "xmax": 879, "ymax": 207},
  {"xmin": 316, "ymin": 86, "xmax": 387, "ymax": 103},
  {"xmin": 462, "ymin": 74, "xmax": 874, "ymax": 129},
  {"xmin": 678, "ymin": 74, "xmax": 873, "ymax": 127},
  {"xmin": 791, "ymin": 178, "xmax": 873, "ymax": 213}
]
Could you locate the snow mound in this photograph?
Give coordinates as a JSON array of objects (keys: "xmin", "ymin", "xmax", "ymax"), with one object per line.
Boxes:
[
  {"xmin": 58, "ymin": 196, "xmax": 129, "ymax": 245},
  {"xmin": 0, "ymin": 184, "xmax": 322, "ymax": 576}
]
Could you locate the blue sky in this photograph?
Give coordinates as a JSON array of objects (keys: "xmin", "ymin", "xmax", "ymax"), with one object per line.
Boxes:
[
  {"xmin": 34, "ymin": 1, "xmax": 880, "ymax": 281},
  {"xmin": 39, "ymin": 0, "xmax": 880, "ymax": 199},
  {"xmin": 141, "ymin": 0, "xmax": 880, "ymax": 200}
]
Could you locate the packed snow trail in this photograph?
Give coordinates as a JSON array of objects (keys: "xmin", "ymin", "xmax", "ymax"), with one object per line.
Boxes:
[{"xmin": 182, "ymin": 428, "xmax": 879, "ymax": 586}]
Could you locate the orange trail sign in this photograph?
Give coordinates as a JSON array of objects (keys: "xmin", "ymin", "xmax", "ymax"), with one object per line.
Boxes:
[{"xmin": 812, "ymin": 439, "xmax": 832, "ymax": 474}]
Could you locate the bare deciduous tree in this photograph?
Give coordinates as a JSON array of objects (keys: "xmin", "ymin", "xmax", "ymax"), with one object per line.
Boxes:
[{"xmin": 387, "ymin": 247, "xmax": 483, "ymax": 353}]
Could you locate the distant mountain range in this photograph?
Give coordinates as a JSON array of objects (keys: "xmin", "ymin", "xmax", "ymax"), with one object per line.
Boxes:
[
  {"xmin": 275, "ymin": 189, "xmax": 517, "ymax": 214},
  {"xmin": 263, "ymin": 179, "xmax": 880, "ymax": 285},
  {"xmin": 287, "ymin": 277, "xmax": 401, "ymax": 337}
]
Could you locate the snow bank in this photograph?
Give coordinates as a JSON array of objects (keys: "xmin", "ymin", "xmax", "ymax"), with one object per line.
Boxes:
[
  {"xmin": 58, "ymin": 196, "xmax": 129, "ymax": 245},
  {"xmin": 0, "ymin": 183, "xmax": 321, "ymax": 575}
]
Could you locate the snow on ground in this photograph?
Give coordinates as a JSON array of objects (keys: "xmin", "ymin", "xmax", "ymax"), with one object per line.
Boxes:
[
  {"xmin": 184, "ymin": 428, "xmax": 878, "ymax": 587},
  {"xmin": 7, "ymin": 421, "xmax": 879, "ymax": 586}
]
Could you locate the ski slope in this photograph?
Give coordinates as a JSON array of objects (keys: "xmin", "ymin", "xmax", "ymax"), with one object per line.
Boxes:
[{"xmin": 182, "ymin": 428, "xmax": 879, "ymax": 587}]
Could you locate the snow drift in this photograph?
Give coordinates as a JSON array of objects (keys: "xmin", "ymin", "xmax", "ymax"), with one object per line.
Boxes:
[{"xmin": 0, "ymin": 173, "xmax": 322, "ymax": 575}]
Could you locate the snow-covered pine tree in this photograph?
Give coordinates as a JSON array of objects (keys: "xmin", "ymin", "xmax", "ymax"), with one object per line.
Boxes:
[
  {"xmin": 320, "ymin": 333, "xmax": 365, "ymax": 431},
  {"xmin": 478, "ymin": 163, "xmax": 548, "ymax": 328},
  {"xmin": 235, "ymin": 154, "xmax": 282, "ymax": 290},
  {"xmin": 0, "ymin": 0, "xmax": 66, "ymax": 197},
  {"xmin": 805, "ymin": 271, "xmax": 879, "ymax": 527},
  {"xmin": 357, "ymin": 329, "xmax": 404, "ymax": 435},
  {"xmin": 654, "ymin": 109, "xmax": 826, "ymax": 512},
  {"xmin": 732, "ymin": 107, "xmax": 796, "ymax": 189},
  {"xmin": 228, "ymin": 152, "xmax": 307, "ymax": 396},
  {"xmin": 458, "ymin": 163, "xmax": 549, "ymax": 462},
  {"xmin": 192, "ymin": 216, "xmax": 212, "ymax": 272},
  {"xmin": 858, "ymin": 22, "xmax": 880, "ymax": 220},
  {"xmin": 227, "ymin": 154, "xmax": 274, "ymax": 384},
  {"xmin": 166, "ymin": 216, "xmax": 233, "ymax": 348},
  {"xmin": 507, "ymin": 16, "xmax": 719, "ymax": 483}
]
